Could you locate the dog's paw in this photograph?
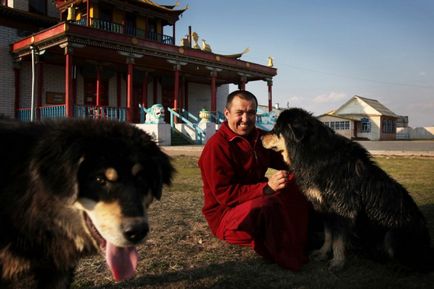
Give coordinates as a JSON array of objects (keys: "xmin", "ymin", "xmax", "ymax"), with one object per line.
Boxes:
[
  {"xmin": 310, "ymin": 249, "xmax": 329, "ymax": 261},
  {"xmin": 328, "ymin": 258, "xmax": 345, "ymax": 272}
]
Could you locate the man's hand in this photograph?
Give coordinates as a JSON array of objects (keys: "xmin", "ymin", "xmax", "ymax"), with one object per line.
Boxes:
[{"xmin": 267, "ymin": 170, "xmax": 290, "ymax": 192}]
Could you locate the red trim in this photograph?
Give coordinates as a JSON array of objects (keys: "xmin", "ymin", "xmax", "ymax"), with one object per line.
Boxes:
[
  {"xmin": 11, "ymin": 23, "xmax": 276, "ymax": 79},
  {"xmin": 12, "ymin": 23, "xmax": 65, "ymax": 52}
]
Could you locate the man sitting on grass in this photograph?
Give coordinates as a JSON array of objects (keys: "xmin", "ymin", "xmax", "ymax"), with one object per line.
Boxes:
[{"xmin": 198, "ymin": 90, "xmax": 310, "ymax": 271}]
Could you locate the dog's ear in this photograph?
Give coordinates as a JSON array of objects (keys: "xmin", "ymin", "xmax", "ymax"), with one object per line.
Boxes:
[
  {"xmin": 136, "ymin": 133, "xmax": 175, "ymax": 200},
  {"xmin": 148, "ymin": 150, "xmax": 175, "ymax": 200},
  {"xmin": 133, "ymin": 127, "xmax": 175, "ymax": 200},
  {"xmin": 31, "ymin": 139, "xmax": 83, "ymax": 200},
  {"xmin": 288, "ymin": 120, "xmax": 308, "ymax": 142}
]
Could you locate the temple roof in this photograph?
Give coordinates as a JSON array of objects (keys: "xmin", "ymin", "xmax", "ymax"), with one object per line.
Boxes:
[
  {"xmin": 0, "ymin": 5, "xmax": 58, "ymax": 31},
  {"xmin": 55, "ymin": 0, "xmax": 187, "ymax": 15},
  {"xmin": 139, "ymin": 0, "xmax": 188, "ymax": 12}
]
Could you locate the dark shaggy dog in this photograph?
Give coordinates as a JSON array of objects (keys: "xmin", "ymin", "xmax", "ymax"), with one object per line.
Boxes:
[
  {"xmin": 262, "ymin": 108, "xmax": 432, "ymax": 271},
  {"xmin": 0, "ymin": 119, "xmax": 174, "ymax": 288}
]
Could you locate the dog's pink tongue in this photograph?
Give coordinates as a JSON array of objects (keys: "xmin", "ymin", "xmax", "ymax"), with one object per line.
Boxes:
[{"xmin": 106, "ymin": 243, "xmax": 138, "ymax": 282}]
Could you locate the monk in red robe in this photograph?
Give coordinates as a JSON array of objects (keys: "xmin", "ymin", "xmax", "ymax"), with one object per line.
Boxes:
[{"xmin": 198, "ymin": 90, "xmax": 310, "ymax": 271}]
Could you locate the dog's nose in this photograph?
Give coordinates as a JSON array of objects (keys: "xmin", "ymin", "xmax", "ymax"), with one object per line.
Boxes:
[{"xmin": 122, "ymin": 218, "xmax": 149, "ymax": 243}]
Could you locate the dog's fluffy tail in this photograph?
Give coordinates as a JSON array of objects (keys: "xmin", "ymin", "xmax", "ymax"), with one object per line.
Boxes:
[{"xmin": 388, "ymin": 225, "xmax": 434, "ymax": 272}]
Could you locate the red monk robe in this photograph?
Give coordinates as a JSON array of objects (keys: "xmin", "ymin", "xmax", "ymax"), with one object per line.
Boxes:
[{"xmin": 198, "ymin": 121, "xmax": 310, "ymax": 271}]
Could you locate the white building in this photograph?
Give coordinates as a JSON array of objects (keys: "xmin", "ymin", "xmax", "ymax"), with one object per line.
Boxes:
[{"xmin": 318, "ymin": 95, "xmax": 399, "ymax": 141}]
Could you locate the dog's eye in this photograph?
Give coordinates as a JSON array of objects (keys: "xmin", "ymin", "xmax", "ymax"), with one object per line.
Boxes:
[{"xmin": 96, "ymin": 176, "xmax": 106, "ymax": 185}]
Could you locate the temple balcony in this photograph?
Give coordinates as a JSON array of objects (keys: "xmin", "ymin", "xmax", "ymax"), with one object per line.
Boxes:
[{"xmin": 72, "ymin": 17, "xmax": 174, "ymax": 45}]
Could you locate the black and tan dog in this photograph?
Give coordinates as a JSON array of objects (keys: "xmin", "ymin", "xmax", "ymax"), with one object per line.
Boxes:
[
  {"xmin": 0, "ymin": 118, "xmax": 174, "ymax": 288},
  {"xmin": 262, "ymin": 108, "xmax": 432, "ymax": 271}
]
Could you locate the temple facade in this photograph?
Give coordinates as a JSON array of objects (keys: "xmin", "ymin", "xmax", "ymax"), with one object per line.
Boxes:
[{"xmin": 0, "ymin": 0, "xmax": 277, "ymax": 123}]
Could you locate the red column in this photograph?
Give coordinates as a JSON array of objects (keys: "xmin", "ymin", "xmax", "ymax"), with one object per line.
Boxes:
[
  {"xmin": 127, "ymin": 60, "xmax": 134, "ymax": 122},
  {"xmin": 210, "ymin": 71, "xmax": 217, "ymax": 113},
  {"xmin": 65, "ymin": 48, "xmax": 73, "ymax": 117},
  {"xmin": 96, "ymin": 66, "xmax": 101, "ymax": 106},
  {"xmin": 267, "ymin": 79, "xmax": 273, "ymax": 112}
]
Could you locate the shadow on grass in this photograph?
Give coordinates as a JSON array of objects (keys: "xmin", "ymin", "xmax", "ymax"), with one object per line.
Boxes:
[
  {"xmin": 84, "ymin": 255, "xmax": 434, "ymax": 289},
  {"xmin": 85, "ymin": 260, "xmax": 281, "ymax": 289}
]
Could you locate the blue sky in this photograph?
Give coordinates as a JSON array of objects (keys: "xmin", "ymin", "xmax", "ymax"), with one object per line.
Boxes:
[{"xmin": 174, "ymin": 0, "xmax": 434, "ymax": 127}]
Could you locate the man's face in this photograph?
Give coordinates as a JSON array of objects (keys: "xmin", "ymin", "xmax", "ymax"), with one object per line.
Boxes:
[{"xmin": 224, "ymin": 95, "xmax": 257, "ymax": 136}]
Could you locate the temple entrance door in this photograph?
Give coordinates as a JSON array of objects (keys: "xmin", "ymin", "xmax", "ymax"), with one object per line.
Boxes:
[
  {"xmin": 161, "ymin": 86, "xmax": 173, "ymax": 123},
  {"xmin": 161, "ymin": 76, "xmax": 174, "ymax": 123},
  {"xmin": 84, "ymin": 78, "xmax": 108, "ymax": 106},
  {"xmin": 133, "ymin": 84, "xmax": 143, "ymax": 123}
]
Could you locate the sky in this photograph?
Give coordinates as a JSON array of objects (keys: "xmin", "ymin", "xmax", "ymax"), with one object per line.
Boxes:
[{"xmin": 173, "ymin": 0, "xmax": 434, "ymax": 127}]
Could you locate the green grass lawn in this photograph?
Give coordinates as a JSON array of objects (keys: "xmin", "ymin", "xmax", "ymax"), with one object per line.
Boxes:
[{"xmin": 72, "ymin": 155, "xmax": 434, "ymax": 289}]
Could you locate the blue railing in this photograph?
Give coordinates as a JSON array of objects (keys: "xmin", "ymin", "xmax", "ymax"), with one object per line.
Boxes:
[
  {"xmin": 17, "ymin": 108, "xmax": 31, "ymax": 121},
  {"xmin": 17, "ymin": 105, "xmax": 126, "ymax": 122},
  {"xmin": 74, "ymin": 105, "xmax": 126, "ymax": 121},
  {"xmin": 209, "ymin": 111, "xmax": 225, "ymax": 124},
  {"xmin": 167, "ymin": 107, "xmax": 206, "ymax": 144},
  {"xmin": 181, "ymin": 109, "xmax": 200, "ymax": 123},
  {"xmin": 40, "ymin": 105, "xmax": 66, "ymax": 119},
  {"xmin": 17, "ymin": 105, "xmax": 66, "ymax": 121}
]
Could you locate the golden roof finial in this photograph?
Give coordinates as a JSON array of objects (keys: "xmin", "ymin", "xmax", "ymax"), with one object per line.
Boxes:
[
  {"xmin": 267, "ymin": 56, "xmax": 274, "ymax": 67},
  {"xmin": 201, "ymin": 39, "xmax": 212, "ymax": 52},
  {"xmin": 192, "ymin": 32, "xmax": 200, "ymax": 49}
]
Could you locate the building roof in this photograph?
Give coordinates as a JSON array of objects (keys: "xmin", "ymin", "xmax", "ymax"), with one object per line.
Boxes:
[
  {"xmin": 0, "ymin": 6, "xmax": 58, "ymax": 31},
  {"xmin": 140, "ymin": 0, "xmax": 188, "ymax": 12},
  {"xmin": 333, "ymin": 95, "xmax": 398, "ymax": 118},
  {"xmin": 55, "ymin": 0, "xmax": 187, "ymax": 15},
  {"xmin": 317, "ymin": 113, "xmax": 355, "ymax": 121}
]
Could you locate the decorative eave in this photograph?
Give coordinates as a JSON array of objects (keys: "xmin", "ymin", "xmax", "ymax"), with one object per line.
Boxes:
[
  {"xmin": 10, "ymin": 22, "xmax": 276, "ymax": 83},
  {"xmin": 136, "ymin": 0, "xmax": 188, "ymax": 14},
  {"xmin": 55, "ymin": 0, "xmax": 187, "ymax": 24}
]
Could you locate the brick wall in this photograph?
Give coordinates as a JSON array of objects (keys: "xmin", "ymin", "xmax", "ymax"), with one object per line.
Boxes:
[{"xmin": 0, "ymin": 27, "xmax": 19, "ymax": 117}]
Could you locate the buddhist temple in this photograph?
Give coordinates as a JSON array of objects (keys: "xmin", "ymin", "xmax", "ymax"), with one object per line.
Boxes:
[{"xmin": 0, "ymin": 0, "xmax": 277, "ymax": 138}]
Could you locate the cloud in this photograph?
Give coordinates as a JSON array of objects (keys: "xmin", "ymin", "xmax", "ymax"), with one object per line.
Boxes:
[{"xmin": 313, "ymin": 91, "xmax": 347, "ymax": 104}]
